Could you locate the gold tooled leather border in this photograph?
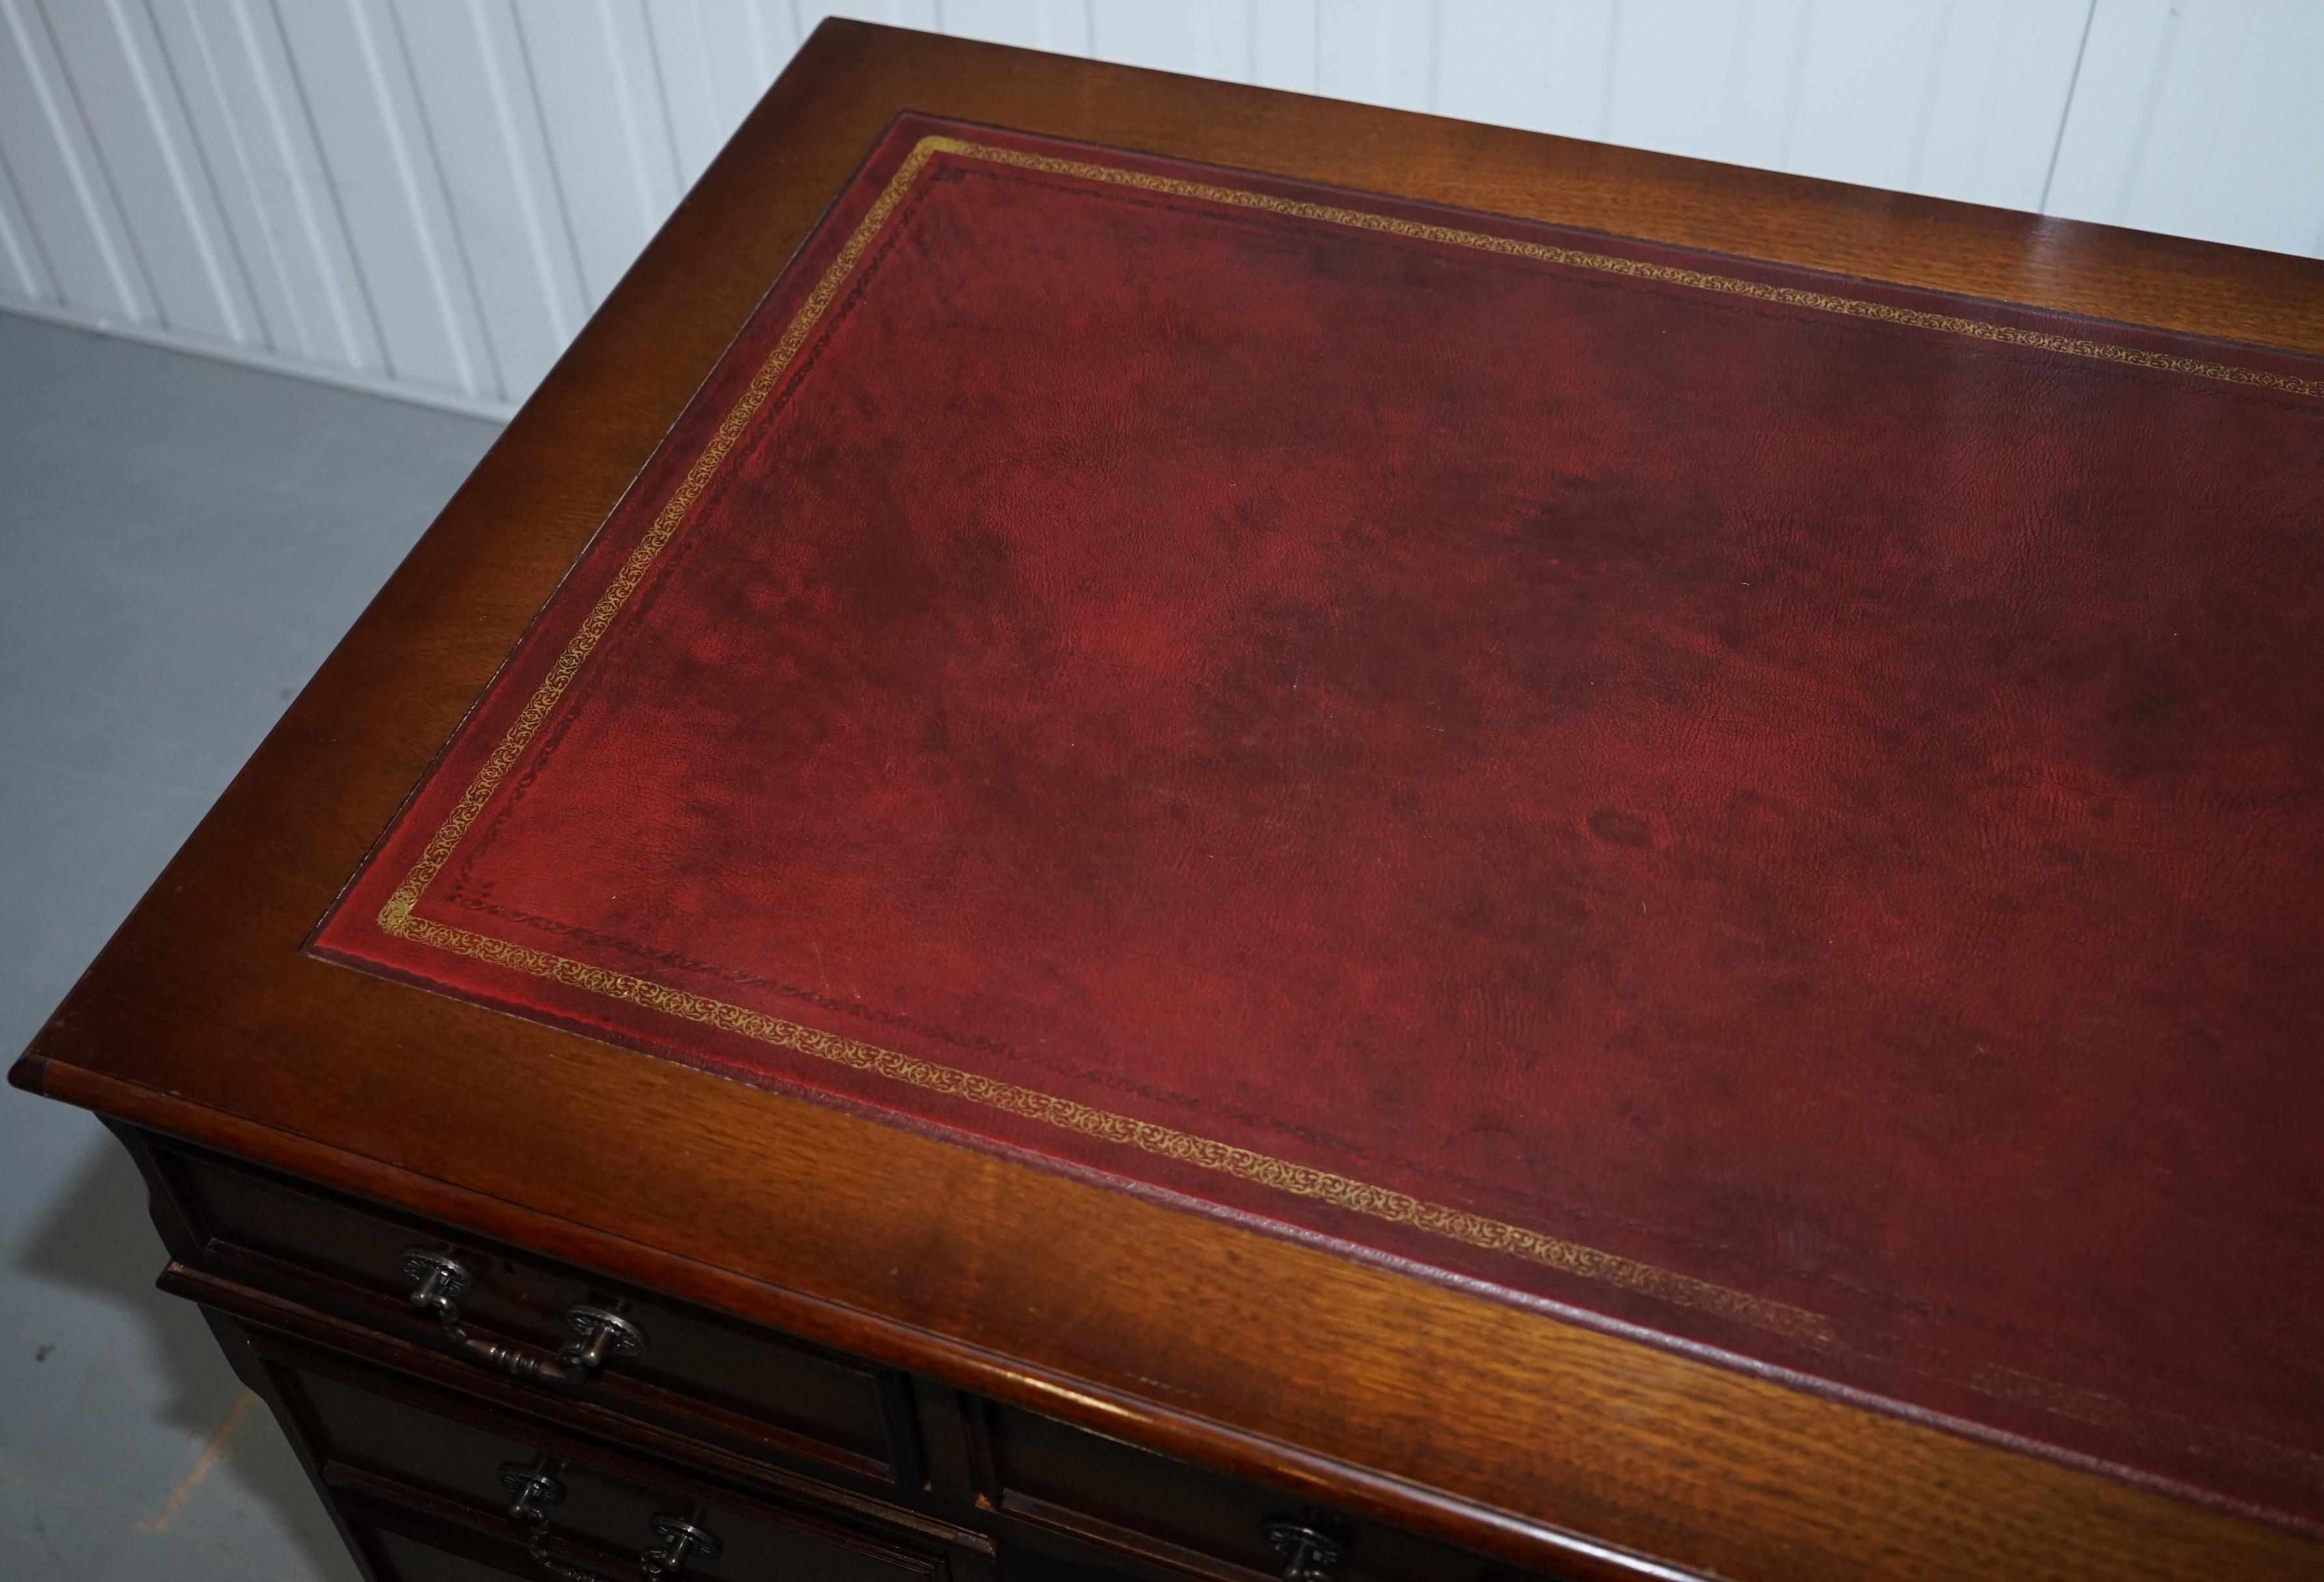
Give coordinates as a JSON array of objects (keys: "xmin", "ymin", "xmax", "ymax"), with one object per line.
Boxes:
[{"xmin": 373, "ymin": 134, "xmax": 2322, "ymax": 1369}]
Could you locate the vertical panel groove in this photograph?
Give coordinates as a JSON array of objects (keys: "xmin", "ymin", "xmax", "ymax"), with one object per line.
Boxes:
[
  {"xmin": 340, "ymin": 0, "xmax": 479, "ymax": 391},
  {"xmin": 2111, "ymin": 1, "xmax": 2182, "ymax": 226},
  {"xmin": 741, "ymin": 2, "xmax": 773, "ymax": 83},
  {"xmin": 33, "ymin": 0, "xmax": 173, "ymax": 321},
  {"xmin": 169, "ymin": 0, "xmax": 304, "ymax": 353},
  {"xmin": 3, "ymin": 0, "xmax": 144, "ymax": 315},
  {"xmin": 468, "ymin": 0, "xmax": 567, "ymax": 346},
  {"xmin": 386, "ymin": 0, "xmax": 504, "ymax": 396},
  {"xmin": 2036, "ymin": 1, "xmax": 2096, "ymax": 213},
  {"xmin": 1900, "ymin": 0, "xmax": 1954, "ymax": 190},
  {"xmin": 634, "ymin": 0, "xmax": 688, "ymax": 202},
  {"xmin": 237, "ymin": 0, "xmax": 365, "ymax": 364},
  {"xmin": 0, "ymin": 141, "xmax": 57, "ymax": 297},
  {"xmin": 506, "ymin": 3, "xmax": 593, "ymax": 321},
  {"xmin": 111, "ymin": 0, "xmax": 252, "ymax": 341},
  {"xmin": 593, "ymin": 0, "xmax": 668, "ymax": 245},
  {"xmin": 267, "ymin": 0, "xmax": 394, "ymax": 372}
]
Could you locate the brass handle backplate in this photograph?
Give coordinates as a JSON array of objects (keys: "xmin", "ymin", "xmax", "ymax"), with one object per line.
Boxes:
[
  {"xmin": 400, "ymin": 1248, "xmax": 645, "ymax": 1388},
  {"xmin": 496, "ymin": 1457, "xmax": 722, "ymax": 1581},
  {"xmin": 498, "ymin": 1458, "xmax": 613, "ymax": 1582},
  {"xmin": 1261, "ymin": 1517, "xmax": 1347, "ymax": 1582},
  {"xmin": 641, "ymin": 1516, "xmax": 723, "ymax": 1578}
]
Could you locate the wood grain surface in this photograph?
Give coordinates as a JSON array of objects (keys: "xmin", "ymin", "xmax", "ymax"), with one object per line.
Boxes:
[{"xmin": 14, "ymin": 21, "xmax": 2324, "ymax": 1582}]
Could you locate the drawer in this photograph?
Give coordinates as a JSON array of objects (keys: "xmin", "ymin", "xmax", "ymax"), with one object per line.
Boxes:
[
  {"xmin": 969, "ymin": 1401, "xmax": 1545, "ymax": 1582},
  {"xmin": 149, "ymin": 1138, "xmax": 910, "ymax": 1484},
  {"xmin": 338, "ymin": 1495, "xmax": 1135, "ymax": 1582},
  {"xmin": 258, "ymin": 1333, "xmax": 969, "ymax": 1582},
  {"xmin": 338, "ymin": 1507, "xmax": 541, "ymax": 1582}
]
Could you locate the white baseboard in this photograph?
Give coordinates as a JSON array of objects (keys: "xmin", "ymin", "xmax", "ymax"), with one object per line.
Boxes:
[{"xmin": 0, "ymin": 297, "xmax": 520, "ymax": 424}]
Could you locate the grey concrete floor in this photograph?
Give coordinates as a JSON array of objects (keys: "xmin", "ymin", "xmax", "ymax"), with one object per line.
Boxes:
[{"xmin": 1, "ymin": 314, "xmax": 502, "ymax": 1579}]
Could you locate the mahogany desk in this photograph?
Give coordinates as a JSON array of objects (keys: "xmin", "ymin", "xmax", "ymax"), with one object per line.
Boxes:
[{"xmin": 13, "ymin": 21, "xmax": 2324, "ymax": 1582}]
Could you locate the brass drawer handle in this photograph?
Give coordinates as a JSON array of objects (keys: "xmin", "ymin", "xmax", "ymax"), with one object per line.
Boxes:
[
  {"xmin": 401, "ymin": 1248, "xmax": 645, "ymax": 1387},
  {"xmin": 641, "ymin": 1516, "xmax": 723, "ymax": 1579},
  {"xmin": 498, "ymin": 1457, "xmax": 723, "ymax": 1581},
  {"xmin": 1261, "ymin": 1518, "xmax": 1347, "ymax": 1582},
  {"xmin": 499, "ymin": 1460, "xmax": 608, "ymax": 1582}
]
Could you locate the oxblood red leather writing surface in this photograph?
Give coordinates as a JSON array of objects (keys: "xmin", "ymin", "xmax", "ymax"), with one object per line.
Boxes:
[{"xmin": 312, "ymin": 115, "xmax": 2324, "ymax": 1529}]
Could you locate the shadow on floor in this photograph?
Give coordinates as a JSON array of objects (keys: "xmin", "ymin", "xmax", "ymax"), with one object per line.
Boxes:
[
  {"xmin": 12, "ymin": 1130, "xmax": 355, "ymax": 1579},
  {"xmin": 16, "ymin": 1136, "xmax": 221, "ymax": 1440}
]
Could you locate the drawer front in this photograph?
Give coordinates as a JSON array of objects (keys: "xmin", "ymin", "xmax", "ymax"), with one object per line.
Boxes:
[
  {"xmin": 153, "ymin": 1140, "xmax": 907, "ymax": 1483},
  {"xmin": 133, "ymin": 1131, "xmax": 1579, "ymax": 1582},
  {"xmin": 972, "ymin": 1402, "xmax": 1521, "ymax": 1582},
  {"xmin": 341, "ymin": 1499, "xmax": 1141, "ymax": 1582},
  {"xmin": 344, "ymin": 1515, "xmax": 535, "ymax": 1582},
  {"xmin": 263, "ymin": 1335, "xmax": 955, "ymax": 1582}
]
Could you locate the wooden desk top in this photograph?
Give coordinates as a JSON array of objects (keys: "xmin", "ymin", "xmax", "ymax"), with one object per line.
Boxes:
[{"xmin": 16, "ymin": 21, "xmax": 2324, "ymax": 1582}]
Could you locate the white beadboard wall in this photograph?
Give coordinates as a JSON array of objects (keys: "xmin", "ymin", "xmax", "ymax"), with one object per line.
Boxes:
[{"xmin": 2, "ymin": 1, "xmax": 2319, "ymax": 420}]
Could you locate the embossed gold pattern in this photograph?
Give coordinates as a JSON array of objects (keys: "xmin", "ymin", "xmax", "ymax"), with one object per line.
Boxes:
[
  {"xmin": 376, "ymin": 134, "xmax": 2318, "ymax": 1357},
  {"xmin": 945, "ymin": 137, "xmax": 2324, "ymax": 399},
  {"xmin": 382, "ymin": 905, "xmax": 1831, "ymax": 1343}
]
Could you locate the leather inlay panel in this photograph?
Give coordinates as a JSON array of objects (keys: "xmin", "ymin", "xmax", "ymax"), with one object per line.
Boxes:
[{"xmin": 309, "ymin": 114, "xmax": 2324, "ymax": 1525}]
